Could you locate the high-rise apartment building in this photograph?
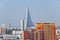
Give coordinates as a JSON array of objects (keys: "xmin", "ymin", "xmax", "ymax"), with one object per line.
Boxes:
[
  {"xmin": 22, "ymin": 29, "xmax": 44, "ymax": 40},
  {"xmin": 0, "ymin": 28, "xmax": 7, "ymax": 34},
  {"xmin": 35, "ymin": 23, "xmax": 56, "ymax": 40}
]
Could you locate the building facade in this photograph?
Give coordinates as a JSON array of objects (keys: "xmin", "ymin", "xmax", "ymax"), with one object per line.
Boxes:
[
  {"xmin": 0, "ymin": 28, "xmax": 7, "ymax": 34},
  {"xmin": 22, "ymin": 29, "xmax": 44, "ymax": 40},
  {"xmin": 35, "ymin": 23, "xmax": 56, "ymax": 40}
]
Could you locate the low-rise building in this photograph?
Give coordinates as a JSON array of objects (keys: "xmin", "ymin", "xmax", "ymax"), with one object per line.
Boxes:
[{"xmin": 0, "ymin": 34, "xmax": 20, "ymax": 40}]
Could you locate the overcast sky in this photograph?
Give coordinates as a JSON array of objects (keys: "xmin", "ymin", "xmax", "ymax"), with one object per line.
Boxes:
[{"xmin": 0, "ymin": 0, "xmax": 60, "ymax": 26}]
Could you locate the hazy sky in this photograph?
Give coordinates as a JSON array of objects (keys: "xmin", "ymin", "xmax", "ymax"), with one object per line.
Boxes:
[{"xmin": 0, "ymin": 0, "xmax": 60, "ymax": 26}]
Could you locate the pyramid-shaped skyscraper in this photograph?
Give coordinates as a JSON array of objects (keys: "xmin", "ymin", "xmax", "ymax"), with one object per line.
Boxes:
[{"xmin": 25, "ymin": 7, "xmax": 34, "ymax": 29}]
